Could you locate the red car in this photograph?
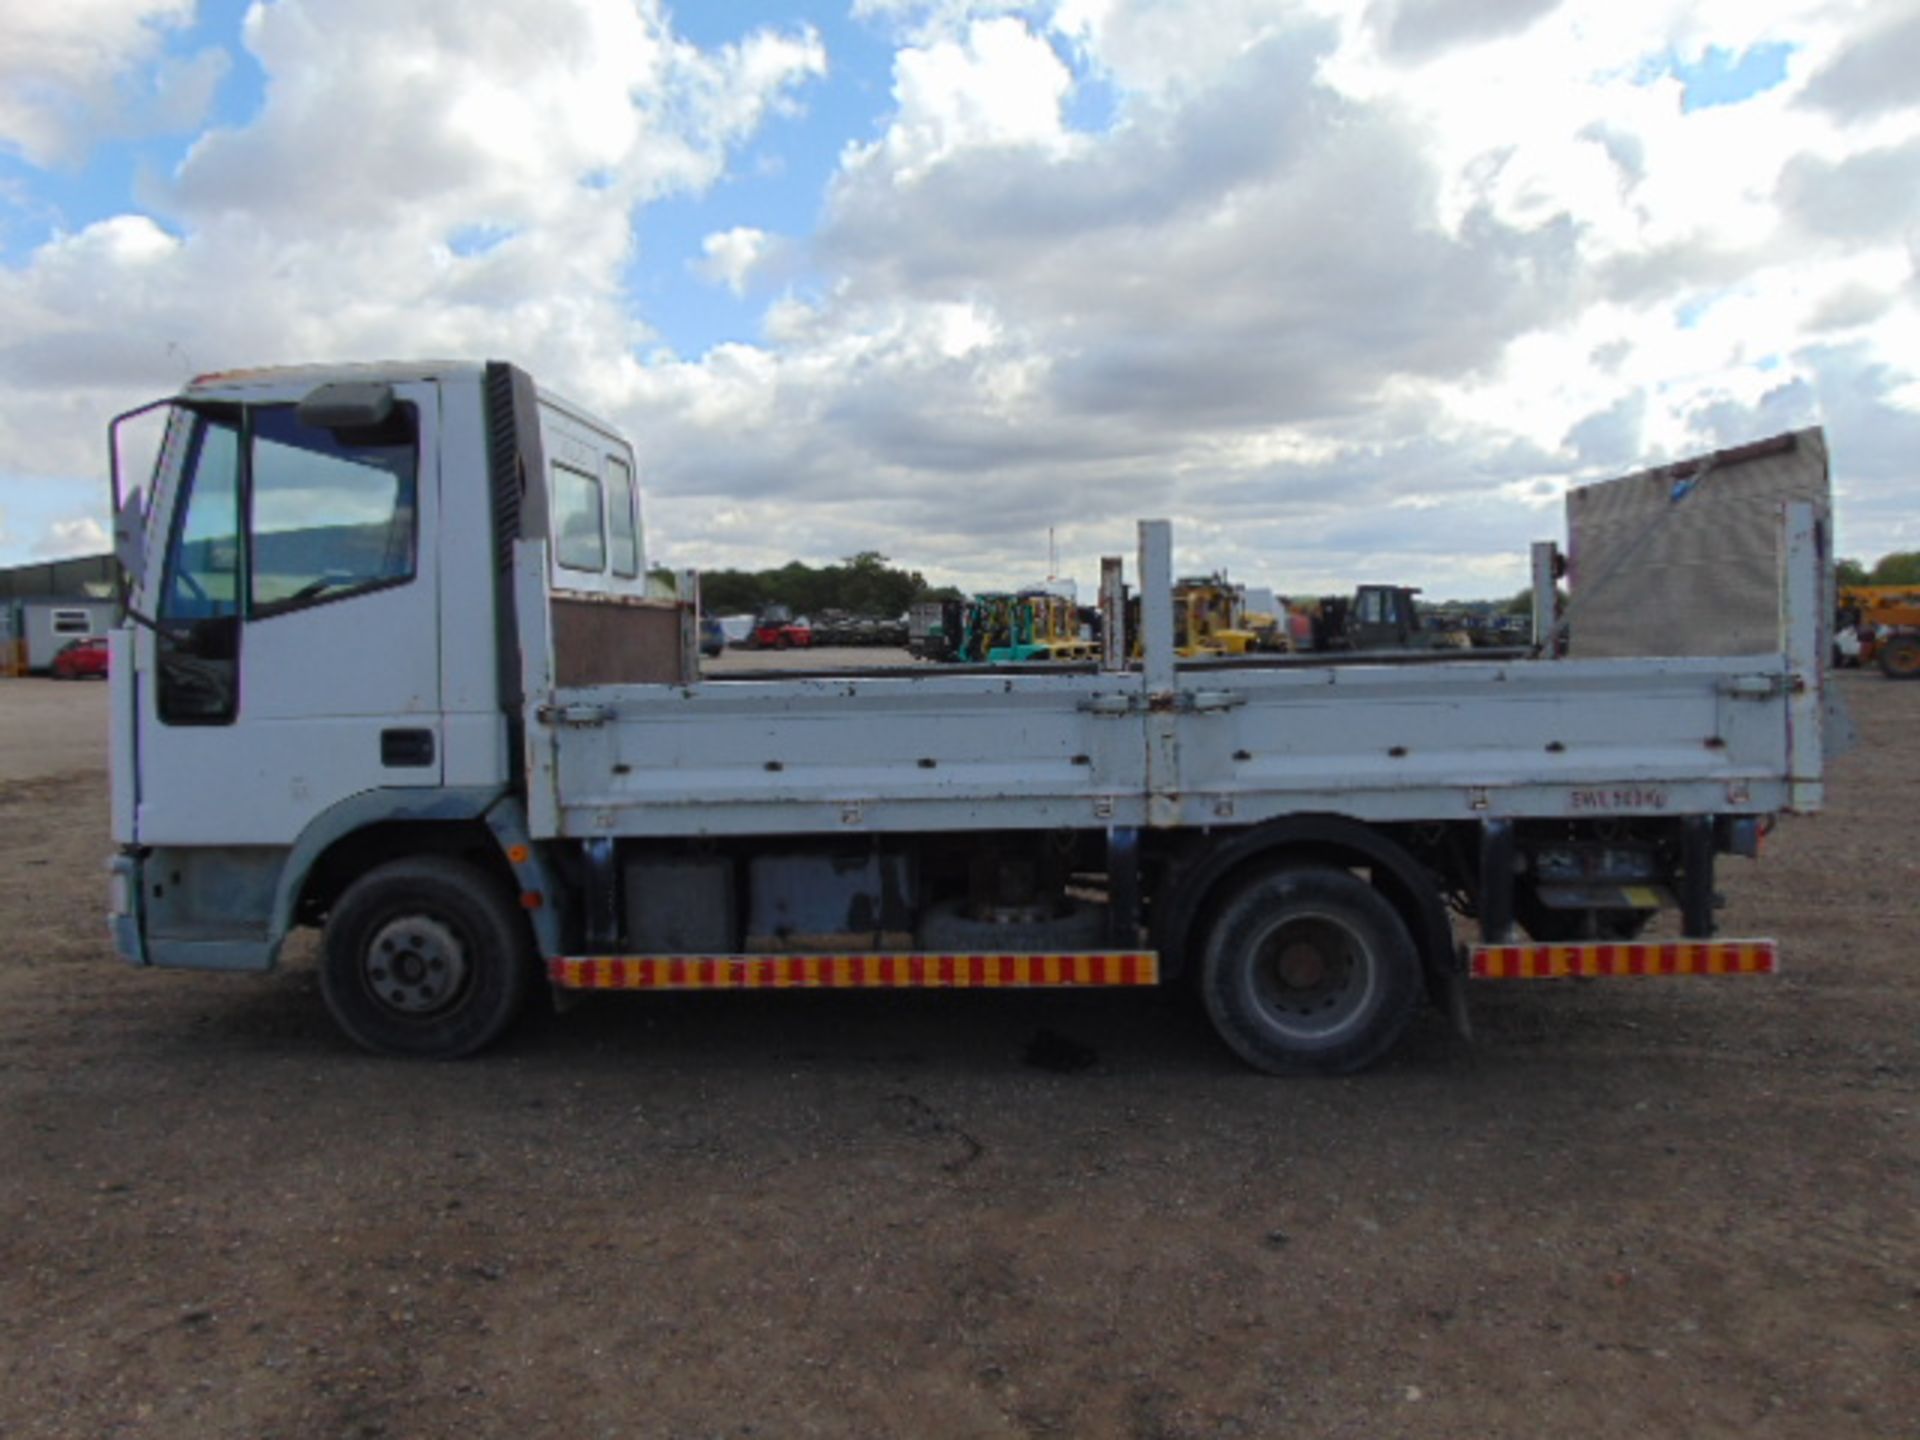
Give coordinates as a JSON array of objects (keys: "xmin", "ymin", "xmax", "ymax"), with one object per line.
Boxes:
[{"xmin": 51, "ymin": 635, "xmax": 109, "ymax": 680}]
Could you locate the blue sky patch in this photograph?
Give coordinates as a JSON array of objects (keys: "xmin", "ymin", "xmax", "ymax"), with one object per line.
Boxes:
[
  {"xmin": 448, "ymin": 224, "xmax": 515, "ymax": 259},
  {"xmin": 0, "ymin": 0, "xmax": 262, "ymax": 264},
  {"xmin": 627, "ymin": 4, "xmax": 894, "ymax": 357},
  {"xmin": 1672, "ymin": 42, "xmax": 1794, "ymax": 113}
]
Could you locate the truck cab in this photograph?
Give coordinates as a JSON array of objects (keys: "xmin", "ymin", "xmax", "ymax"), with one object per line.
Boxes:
[
  {"xmin": 108, "ymin": 361, "xmax": 650, "ymax": 973},
  {"xmin": 1344, "ymin": 584, "xmax": 1424, "ymax": 650}
]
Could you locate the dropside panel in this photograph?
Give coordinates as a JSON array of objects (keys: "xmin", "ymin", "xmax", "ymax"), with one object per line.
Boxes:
[
  {"xmin": 531, "ymin": 652, "xmax": 1796, "ymax": 840},
  {"xmin": 540, "ymin": 668, "xmax": 1154, "ymax": 838}
]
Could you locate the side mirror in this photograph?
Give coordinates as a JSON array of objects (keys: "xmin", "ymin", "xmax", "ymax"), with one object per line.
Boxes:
[{"xmin": 114, "ymin": 485, "xmax": 147, "ymax": 589}]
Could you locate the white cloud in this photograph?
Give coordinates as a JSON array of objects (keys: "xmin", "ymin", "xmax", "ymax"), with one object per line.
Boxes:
[
  {"xmin": 3, "ymin": 0, "xmax": 1918, "ymax": 591},
  {"xmin": 850, "ymin": 16, "xmax": 1076, "ymax": 180},
  {"xmin": 697, "ymin": 227, "xmax": 775, "ymax": 295},
  {"xmin": 33, "ymin": 516, "xmax": 110, "ymax": 559},
  {"xmin": 0, "ymin": 0, "xmax": 826, "ymax": 490},
  {"xmin": 1798, "ymin": 4, "xmax": 1920, "ymax": 122},
  {"xmin": 620, "ymin": 0, "xmax": 1920, "ymax": 591},
  {"xmin": 1051, "ymin": 0, "xmax": 1306, "ymax": 101},
  {"xmin": 0, "ymin": 0, "xmax": 217, "ymax": 166}
]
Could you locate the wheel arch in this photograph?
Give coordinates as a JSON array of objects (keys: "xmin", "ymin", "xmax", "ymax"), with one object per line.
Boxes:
[
  {"xmin": 1153, "ymin": 813, "xmax": 1454, "ymax": 991},
  {"xmin": 268, "ymin": 786, "xmax": 517, "ymax": 948}
]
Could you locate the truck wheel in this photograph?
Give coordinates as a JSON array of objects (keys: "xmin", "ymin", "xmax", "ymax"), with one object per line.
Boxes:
[
  {"xmin": 321, "ymin": 856, "xmax": 531, "ymax": 1059},
  {"xmin": 1198, "ymin": 866, "xmax": 1421, "ymax": 1076},
  {"xmin": 1878, "ymin": 635, "xmax": 1920, "ymax": 680}
]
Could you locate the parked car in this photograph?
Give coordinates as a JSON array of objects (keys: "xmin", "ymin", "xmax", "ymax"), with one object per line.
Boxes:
[
  {"xmin": 51, "ymin": 635, "xmax": 109, "ymax": 680},
  {"xmin": 699, "ymin": 614, "xmax": 726, "ymax": 659}
]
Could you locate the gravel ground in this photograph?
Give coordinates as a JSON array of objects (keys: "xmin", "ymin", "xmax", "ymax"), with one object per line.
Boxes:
[{"xmin": 0, "ymin": 671, "xmax": 1913, "ymax": 1439}]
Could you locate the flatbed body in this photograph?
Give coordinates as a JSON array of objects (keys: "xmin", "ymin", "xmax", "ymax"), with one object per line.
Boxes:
[
  {"xmin": 529, "ymin": 652, "xmax": 1803, "ymax": 840},
  {"xmin": 101, "ymin": 360, "xmax": 1832, "ymax": 1071}
]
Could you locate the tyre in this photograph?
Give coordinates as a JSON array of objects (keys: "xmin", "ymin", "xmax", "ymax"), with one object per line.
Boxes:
[
  {"xmin": 1878, "ymin": 634, "xmax": 1920, "ymax": 680},
  {"xmin": 321, "ymin": 855, "xmax": 532, "ymax": 1059},
  {"xmin": 916, "ymin": 897, "xmax": 1108, "ymax": 950},
  {"xmin": 1198, "ymin": 866, "xmax": 1422, "ymax": 1076}
]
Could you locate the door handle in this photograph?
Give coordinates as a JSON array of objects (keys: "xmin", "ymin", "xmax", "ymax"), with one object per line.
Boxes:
[{"xmin": 380, "ymin": 728, "xmax": 435, "ymax": 768}]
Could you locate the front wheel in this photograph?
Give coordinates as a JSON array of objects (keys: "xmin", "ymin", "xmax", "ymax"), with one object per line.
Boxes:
[
  {"xmin": 1198, "ymin": 866, "xmax": 1423, "ymax": 1076},
  {"xmin": 1878, "ymin": 634, "xmax": 1920, "ymax": 680},
  {"xmin": 321, "ymin": 856, "xmax": 532, "ymax": 1059}
]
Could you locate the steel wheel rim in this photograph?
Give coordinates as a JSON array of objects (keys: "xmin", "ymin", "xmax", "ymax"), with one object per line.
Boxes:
[
  {"xmin": 1244, "ymin": 910, "xmax": 1379, "ymax": 1042},
  {"xmin": 363, "ymin": 915, "xmax": 470, "ymax": 1017}
]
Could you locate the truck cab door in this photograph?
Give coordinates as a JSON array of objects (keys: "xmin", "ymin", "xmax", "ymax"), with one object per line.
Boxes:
[
  {"xmin": 1348, "ymin": 586, "xmax": 1419, "ymax": 651},
  {"xmin": 130, "ymin": 381, "xmax": 443, "ymax": 848},
  {"xmin": 1349, "ymin": 586, "xmax": 1390, "ymax": 650}
]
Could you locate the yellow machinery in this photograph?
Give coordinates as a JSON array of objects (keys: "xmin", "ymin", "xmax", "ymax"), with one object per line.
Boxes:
[
  {"xmin": 1839, "ymin": 585, "xmax": 1920, "ymax": 679},
  {"xmin": 1177, "ymin": 577, "xmax": 1255, "ymax": 655},
  {"xmin": 1238, "ymin": 606, "xmax": 1293, "ymax": 654},
  {"xmin": 1128, "ymin": 576, "xmax": 1272, "ymax": 658}
]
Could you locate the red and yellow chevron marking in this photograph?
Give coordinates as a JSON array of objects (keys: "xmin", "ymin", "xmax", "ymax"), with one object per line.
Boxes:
[
  {"xmin": 1470, "ymin": 939, "xmax": 1777, "ymax": 980},
  {"xmin": 548, "ymin": 952, "xmax": 1160, "ymax": 991}
]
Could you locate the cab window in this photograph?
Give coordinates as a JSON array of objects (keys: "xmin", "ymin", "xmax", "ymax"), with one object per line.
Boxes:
[
  {"xmin": 155, "ymin": 411, "xmax": 242, "ymax": 723},
  {"xmin": 159, "ymin": 415, "xmax": 241, "ymax": 623},
  {"xmin": 607, "ymin": 456, "xmax": 639, "ymax": 578},
  {"xmin": 249, "ymin": 404, "xmax": 417, "ymax": 617},
  {"xmin": 552, "ymin": 462, "xmax": 606, "ymax": 572}
]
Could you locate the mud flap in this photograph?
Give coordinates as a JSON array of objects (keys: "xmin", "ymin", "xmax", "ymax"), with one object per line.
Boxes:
[{"xmin": 1441, "ymin": 947, "xmax": 1474, "ymax": 1042}]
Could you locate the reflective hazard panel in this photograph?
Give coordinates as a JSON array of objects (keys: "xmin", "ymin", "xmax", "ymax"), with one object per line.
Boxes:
[
  {"xmin": 549, "ymin": 952, "xmax": 1161, "ymax": 991},
  {"xmin": 1469, "ymin": 939, "xmax": 1777, "ymax": 980}
]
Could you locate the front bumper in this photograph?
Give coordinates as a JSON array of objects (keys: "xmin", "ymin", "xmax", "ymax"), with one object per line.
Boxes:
[{"xmin": 108, "ymin": 852, "xmax": 147, "ymax": 966}]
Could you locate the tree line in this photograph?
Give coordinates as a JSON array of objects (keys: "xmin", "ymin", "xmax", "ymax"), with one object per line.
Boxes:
[
  {"xmin": 1838, "ymin": 552, "xmax": 1920, "ymax": 587},
  {"xmin": 685, "ymin": 551, "xmax": 962, "ymax": 618}
]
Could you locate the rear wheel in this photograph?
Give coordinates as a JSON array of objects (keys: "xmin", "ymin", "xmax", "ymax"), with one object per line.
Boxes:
[
  {"xmin": 1198, "ymin": 866, "xmax": 1422, "ymax": 1075},
  {"xmin": 321, "ymin": 856, "xmax": 531, "ymax": 1059},
  {"xmin": 1878, "ymin": 634, "xmax": 1920, "ymax": 680}
]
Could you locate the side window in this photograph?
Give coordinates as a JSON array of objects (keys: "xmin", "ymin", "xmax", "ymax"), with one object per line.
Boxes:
[
  {"xmin": 249, "ymin": 405, "xmax": 417, "ymax": 617},
  {"xmin": 159, "ymin": 416, "xmax": 241, "ymax": 623},
  {"xmin": 607, "ymin": 456, "xmax": 639, "ymax": 578},
  {"xmin": 552, "ymin": 462, "xmax": 605, "ymax": 572},
  {"xmin": 157, "ymin": 413, "xmax": 242, "ymax": 724},
  {"xmin": 1358, "ymin": 590, "xmax": 1383, "ymax": 625}
]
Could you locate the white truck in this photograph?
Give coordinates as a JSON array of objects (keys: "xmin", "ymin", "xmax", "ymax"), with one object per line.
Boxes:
[{"xmin": 104, "ymin": 361, "xmax": 1831, "ymax": 1074}]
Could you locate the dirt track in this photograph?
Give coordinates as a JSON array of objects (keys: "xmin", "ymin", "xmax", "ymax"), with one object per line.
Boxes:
[{"xmin": 0, "ymin": 672, "xmax": 1913, "ymax": 1439}]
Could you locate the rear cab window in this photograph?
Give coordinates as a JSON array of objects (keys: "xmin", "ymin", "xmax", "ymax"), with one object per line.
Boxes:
[{"xmin": 539, "ymin": 398, "xmax": 645, "ymax": 600}]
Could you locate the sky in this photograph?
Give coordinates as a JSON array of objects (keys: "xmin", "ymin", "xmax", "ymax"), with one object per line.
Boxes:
[{"xmin": 1, "ymin": 0, "xmax": 1916, "ymax": 600}]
